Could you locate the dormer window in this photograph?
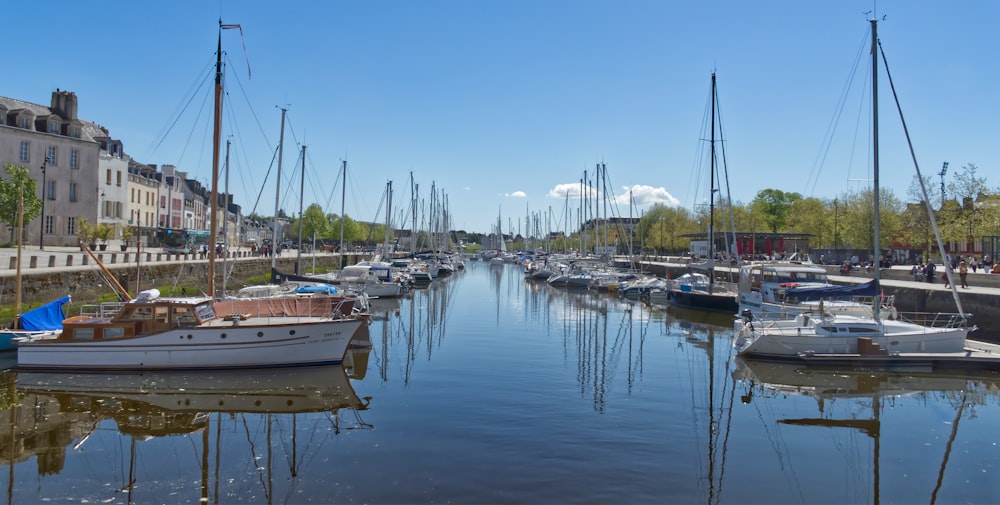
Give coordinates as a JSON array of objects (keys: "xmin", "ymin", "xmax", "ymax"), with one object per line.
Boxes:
[
  {"xmin": 48, "ymin": 122, "xmax": 59, "ymax": 133},
  {"xmin": 19, "ymin": 117, "xmax": 30, "ymax": 129}
]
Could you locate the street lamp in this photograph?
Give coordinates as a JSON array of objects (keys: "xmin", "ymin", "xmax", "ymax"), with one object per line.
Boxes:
[{"xmin": 39, "ymin": 156, "xmax": 50, "ymax": 250}]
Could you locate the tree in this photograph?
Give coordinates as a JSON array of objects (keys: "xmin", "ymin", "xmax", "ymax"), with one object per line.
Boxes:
[
  {"xmin": 300, "ymin": 203, "xmax": 329, "ymax": 241},
  {"xmin": 0, "ymin": 163, "xmax": 41, "ymax": 243},
  {"xmin": 639, "ymin": 204, "xmax": 696, "ymax": 254},
  {"xmin": 947, "ymin": 163, "xmax": 990, "ymax": 203},
  {"xmin": 784, "ymin": 197, "xmax": 827, "ymax": 246},
  {"xmin": 751, "ymin": 189, "xmax": 802, "ymax": 233}
]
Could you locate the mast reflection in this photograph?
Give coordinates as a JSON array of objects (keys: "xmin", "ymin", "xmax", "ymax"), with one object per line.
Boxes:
[
  {"xmin": 0, "ymin": 356, "xmax": 372, "ymax": 504},
  {"xmin": 736, "ymin": 358, "xmax": 1000, "ymax": 504}
]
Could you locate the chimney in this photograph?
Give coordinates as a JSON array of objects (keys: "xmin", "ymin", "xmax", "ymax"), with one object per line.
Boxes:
[{"xmin": 49, "ymin": 89, "xmax": 78, "ymax": 120}]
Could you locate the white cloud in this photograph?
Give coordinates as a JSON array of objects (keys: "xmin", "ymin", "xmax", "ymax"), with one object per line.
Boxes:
[
  {"xmin": 612, "ymin": 185, "xmax": 681, "ymax": 207},
  {"xmin": 546, "ymin": 182, "xmax": 599, "ymax": 199},
  {"xmin": 505, "ymin": 191, "xmax": 527, "ymax": 198}
]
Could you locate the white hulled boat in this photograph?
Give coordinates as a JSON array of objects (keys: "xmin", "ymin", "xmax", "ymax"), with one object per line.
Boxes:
[
  {"xmin": 17, "ymin": 289, "xmax": 363, "ymax": 370},
  {"xmin": 16, "ymin": 22, "xmax": 364, "ymax": 370},
  {"xmin": 734, "ymin": 19, "xmax": 973, "ymax": 360}
]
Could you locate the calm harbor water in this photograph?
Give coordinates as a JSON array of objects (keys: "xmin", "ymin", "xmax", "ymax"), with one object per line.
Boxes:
[{"xmin": 1, "ymin": 260, "xmax": 998, "ymax": 504}]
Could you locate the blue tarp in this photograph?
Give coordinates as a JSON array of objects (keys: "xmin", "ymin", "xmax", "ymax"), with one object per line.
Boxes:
[
  {"xmin": 784, "ymin": 279, "xmax": 880, "ymax": 301},
  {"xmin": 295, "ymin": 285, "xmax": 339, "ymax": 295},
  {"xmin": 19, "ymin": 295, "xmax": 71, "ymax": 331}
]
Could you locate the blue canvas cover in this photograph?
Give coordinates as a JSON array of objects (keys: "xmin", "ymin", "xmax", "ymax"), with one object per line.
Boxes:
[
  {"xmin": 295, "ymin": 285, "xmax": 339, "ymax": 295},
  {"xmin": 784, "ymin": 279, "xmax": 880, "ymax": 302},
  {"xmin": 19, "ymin": 295, "xmax": 71, "ymax": 331}
]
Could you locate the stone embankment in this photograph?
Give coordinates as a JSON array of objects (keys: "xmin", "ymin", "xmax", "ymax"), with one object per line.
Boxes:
[{"xmin": 0, "ymin": 246, "xmax": 341, "ymax": 305}]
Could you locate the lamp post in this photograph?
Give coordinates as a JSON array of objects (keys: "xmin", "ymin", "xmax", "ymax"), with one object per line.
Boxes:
[{"xmin": 39, "ymin": 156, "xmax": 50, "ymax": 250}]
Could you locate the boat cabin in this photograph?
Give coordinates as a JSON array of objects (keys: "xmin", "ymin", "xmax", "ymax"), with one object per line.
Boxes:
[
  {"xmin": 739, "ymin": 263, "xmax": 829, "ymax": 303},
  {"xmin": 57, "ymin": 292, "xmax": 217, "ymax": 342}
]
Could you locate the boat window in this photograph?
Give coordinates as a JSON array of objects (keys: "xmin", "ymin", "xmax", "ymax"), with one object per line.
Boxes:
[
  {"xmin": 130, "ymin": 307, "xmax": 153, "ymax": 320},
  {"xmin": 819, "ymin": 326, "xmax": 838, "ymax": 334},
  {"xmin": 196, "ymin": 303, "xmax": 217, "ymax": 321},
  {"xmin": 848, "ymin": 327, "xmax": 878, "ymax": 333},
  {"xmin": 71, "ymin": 328, "xmax": 95, "ymax": 340},
  {"xmin": 173, "ymin": 306, "xmax": 198, "ymax": 326},
  {"xmin": 154, "ymin": 306, "xmax": 169, "ymax": 324},
  {"xmin": 103, "ymin": 326, "xmax": 126, "ymax": 338}
]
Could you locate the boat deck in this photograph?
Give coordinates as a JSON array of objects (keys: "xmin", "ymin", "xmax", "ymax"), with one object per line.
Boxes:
[{"xmin": 795, "ymin": 339, "xmax": 1000, "ymax": 372}]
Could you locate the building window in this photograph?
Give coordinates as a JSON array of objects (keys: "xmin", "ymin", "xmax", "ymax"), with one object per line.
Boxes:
[
  {"xmin": 46, "ymin": 180, "xmax": 55, "ymax": 200},
  {"xmin": 106, "ymin": 169, "xmax": 112, "ymax": 185},
  {"xmin": 19, "ymin": 142, "xmax": 29, "ymax": 162},
  {"xmin": 44, "ymin": 215, "xmax": 54, "ymax": 235},
  {"xmin": 69, "ymin": 183, "xmax": 77, "ymax": 202},
  {"xmin": 70, "ymin": 149, "xmax": 79, "ymax": 169},
  {"xmin": 116, "ymin": 171, "xmax": 122, "ymax": 187},
  {"xmin": 67, "ymin": 217, "xmax": 76, "ymax": 236},
  {"xmin": 46, "ymin": 146, "xmax": 57, "ymax": 166}
]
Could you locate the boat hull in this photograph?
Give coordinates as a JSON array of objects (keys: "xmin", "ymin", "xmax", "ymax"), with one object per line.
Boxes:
[
  {"xmin": 669, "ymin": 289, "xmax": 738, "ymax": 314},
  {"xmin": 735, "ymin": 317, "xmax": 968, "ymax": 358},
  {"xmin": 16, "ymin": 317, "xmax": 362, "ymax": 371}
]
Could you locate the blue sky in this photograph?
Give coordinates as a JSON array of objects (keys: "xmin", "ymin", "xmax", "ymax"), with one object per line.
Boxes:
[{"xmin": 7, "ymin": 1, "xmax": 997, "ymax": 234}]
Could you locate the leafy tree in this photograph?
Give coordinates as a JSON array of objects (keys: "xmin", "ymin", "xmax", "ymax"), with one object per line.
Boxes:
[
  {"xmin": 639, "ymin": 204, "xmax": 696, "ymax": 254},
  {"xmin": 785, "ymin": 197, "xmax": 827, "ymax": 246},
  {"xmin": 300, "ymin": 203, "xmax": 329, "ymax": 240},
  {"xmin": 0, "ymin": 163, "xmax": 41, "ymax": 243},
  {"xmin": 751, "ymin": 189, "xmax": 802, "ymax": 233},
  {"xmin": 835, "ymin": 188, "xmax": 903, "ymax": 252},
  {"xmin": 947, "ymin": 163, "xmax": 990, "ymax": 202}
]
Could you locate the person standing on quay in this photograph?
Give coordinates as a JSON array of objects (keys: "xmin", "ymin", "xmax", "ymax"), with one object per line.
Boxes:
[{"xmin": 959, "ymin": 260, "xmax": 969, "ymax": 288}]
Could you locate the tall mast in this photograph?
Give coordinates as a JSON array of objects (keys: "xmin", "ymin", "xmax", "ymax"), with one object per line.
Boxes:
[
  {"xmin": 410, "ymin": 171, "xmax": 417, "ymax": 255},
  {"xmin": 708, "ymin": 72, "xmax": 717, "ymax": 287},
  {"xmin": 871, "ymin": 19, "xmax": 881, "ymax": 283},
  {"xmin": 272, "ymin": 107, "xmax": 287, "ymax": 273},
  {"xmin": 296, "ymin": 144, "xmax": 306, "ymax": 275},
  {"xmin": 222, "ymin": 139, "xmax": 230, "ymax": 295},
  {"xmin": 14, "ymin": 182, "xmax": 23, "ymax": 328},
  {"xmin": 339, "ymin": 160, "xmax": 346, "ymax": 270},
  {"xmin": 208, "ymin": 20, "xmax": 225, "ymax": 298}
]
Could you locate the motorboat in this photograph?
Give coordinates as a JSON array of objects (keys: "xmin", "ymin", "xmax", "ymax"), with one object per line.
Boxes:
[{"xmin": 16, "ymin": 288, "xmax": 363, "ymax": 370}]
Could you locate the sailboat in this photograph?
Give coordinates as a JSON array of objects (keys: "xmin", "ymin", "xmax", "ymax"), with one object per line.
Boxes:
[
  {"xmin": 0, "ymin": 174, "xmax": 70, "ymax": 351},
  {"xmin": 14, "ymin": 21, "xmax": 363, "ymax": 370},
  {"xmin": 734, "ymin": 19, "xmax": 972, "ymax": 360},
  {"xmin": 667, "ymin": 72, "xmax": 739, "ymax": 314}
]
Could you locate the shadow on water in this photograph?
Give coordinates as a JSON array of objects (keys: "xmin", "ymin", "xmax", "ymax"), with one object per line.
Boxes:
[
  {"xmin": 0, "ymin": 352, "xmax": 373, "ymax": 504},
  {"xmin": 735, "ymin": 357, "xmax": 1000, "ymax": 504}
]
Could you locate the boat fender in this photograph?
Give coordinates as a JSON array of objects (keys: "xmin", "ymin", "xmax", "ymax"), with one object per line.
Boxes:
[{"xmin": 136, "ymin": 289, "xmax": 160, "ymax": 302}]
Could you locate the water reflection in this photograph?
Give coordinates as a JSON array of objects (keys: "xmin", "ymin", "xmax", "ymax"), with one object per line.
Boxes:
[
  {"xmin": 0, "ymin": 350, "xmax": 372, "ymax": 504},
  {"xmin": 735, "ymin": 358, "xmax": 1000, "ymax": 504},
  {"xmin": 367, "ymin": 269, "xmax": 462, "ymax": 384}
]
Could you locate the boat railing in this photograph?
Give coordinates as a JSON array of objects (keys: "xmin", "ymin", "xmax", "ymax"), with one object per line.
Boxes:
[
  {"xmin": 77, "ymin": 302, "xmax": 126, "ymax": 319},
  {"xmin": 895, "ymin": 310, "xmax": 975, "ymax": 329}
]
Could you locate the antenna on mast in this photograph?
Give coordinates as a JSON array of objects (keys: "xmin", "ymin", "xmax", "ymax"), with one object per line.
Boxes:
[{"xmin": 939, "ymin": 161, "xmax": 949, "ymax": 207}]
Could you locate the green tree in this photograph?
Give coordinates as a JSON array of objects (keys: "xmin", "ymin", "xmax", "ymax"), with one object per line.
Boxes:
[
  {"xmin": 300, "ymin": 203, "xmax": 329, "ymax": 241},
  {"xmin": 751, "ymin": 189, "xmax": 802, "ymax": 233},
  {"xmin": 0, "ymin": 163, "xmax": 41, "ymax": 243},
  {"xmin": 639, "ymin": 204, "xmax": 696, "ymax": 254},
  {"xmin": 785, "ymin": 197, "xmax": 827, "ymax": 246}
]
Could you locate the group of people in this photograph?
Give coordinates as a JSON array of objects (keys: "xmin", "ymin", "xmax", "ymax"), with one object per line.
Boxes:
[{"xmin": 907, "ymin": 254, "xmax": 1000, "ymax": 288}]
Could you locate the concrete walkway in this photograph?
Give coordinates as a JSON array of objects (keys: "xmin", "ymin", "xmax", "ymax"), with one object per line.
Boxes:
[{"xmin": 0, "ymin": 244, "xmax": 333, "ymax": 277}]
